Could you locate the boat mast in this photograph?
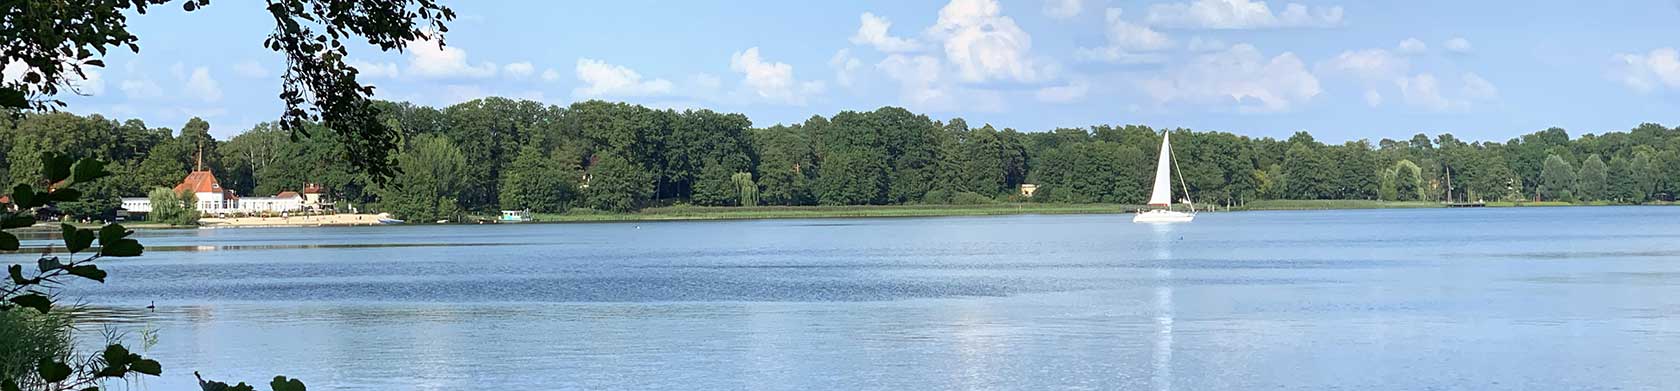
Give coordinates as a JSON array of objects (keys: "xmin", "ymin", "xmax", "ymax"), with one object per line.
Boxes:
[{"xmin": 1169, "ymin": 133, "xmax": 1194, "ymax": 212}]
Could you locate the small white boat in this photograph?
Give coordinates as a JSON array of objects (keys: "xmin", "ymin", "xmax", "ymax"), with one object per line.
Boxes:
[
  {"xmin": 1134, "ymin": 132, "xmax": 1196, "ymax": 224},
  {"xmin": 1133, "ymin": 208, "xmax": 1195, "ymax": 223},
  {"xmin": 375, "ymin": 212, "xmax": 405, "ymax": 225}
]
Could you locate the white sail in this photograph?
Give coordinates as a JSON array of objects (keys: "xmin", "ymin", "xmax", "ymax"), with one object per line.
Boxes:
[{"xmin": 1147, "ymin": 133, "xmax": 1173, "ymax": 206}]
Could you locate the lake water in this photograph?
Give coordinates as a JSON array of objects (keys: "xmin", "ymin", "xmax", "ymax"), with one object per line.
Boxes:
[{"xmin": 30, "ymin": 207, "xmax": 1680, "ymax": 390}]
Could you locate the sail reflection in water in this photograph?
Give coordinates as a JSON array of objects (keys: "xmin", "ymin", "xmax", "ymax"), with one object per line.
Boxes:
[{"xmin": 1149, "ymin": 223, "xmax": 1175, "ymax": 391}]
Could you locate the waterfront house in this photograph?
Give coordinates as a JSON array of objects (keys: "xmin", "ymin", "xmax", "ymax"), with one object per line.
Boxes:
[{"xmin": 119, "ymin": 168, "xmax": 329, "ymax": 216}]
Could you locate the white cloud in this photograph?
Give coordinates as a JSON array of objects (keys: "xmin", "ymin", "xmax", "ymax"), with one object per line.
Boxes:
[
  {"xmin": 1397, "ymin": 38, "xmax": 1427, "ymax": 55},
  {"xmin": 571, "ymin": 58, "xmax": 674, "ymax": 98},
  {"xmin": 1395, "ymin": 73, "xmax": 1450, "ymax": 111},
  {"xmin": 830, "ymin": 49, "xmax": 863, "ymax": 88},
  {"xmin": 1, "ymin": 61, "xmax": 23, "ymax": 84},
  {"xmin": 1394, "ymin": 72, "xmax": 1497, "ymax": 111},
  {"xmin": 875, "ymin": 54, "xmax": 1005, "ymax": 112},
  {"xmin": 1144, "ymin": 0, "xmax": 1342, "ymax": 29},
  {"xmin": 406, "ymin": 37, "xmax": 497, "ymax": 79},
  {"xmin": 120, "ymin": 79, "xmax": 163, "ymax": 100},
  {"xmin": 730, "ymin": 47, "xmax": 823, "ymax": 105},
  {"xmin": 1077, "ymin": 8, "xmax": 1174, "ymax": 64},
  {"xmin": 1318, "ymin": 48, "xmax": 1408, "ymax": 81},
  {"xmin": 1317, "ymin": 48, "xmax": 1409, "ymax": 107},
  {"xmin": 1444, "ymin": 37, "xmax": 1472, "ymax": 54},
  {"xmin": 851, "ymin": 12, "xmax": 922, "ymax": 53},
  {"xmin": 233, "ymin": 60, "xmax": 269, "ymax": 79},
  {"xmin": 1187, "ymin": 36, "xmax": 1228, "ymax": 52},
  {"xmin": 503, "ymin": 62, "xmax": 535, "ymax": 79},
  {"xmin": 541, "ymin": 68, "xmax": 561, "ymax": 82},
  {"xmin": 9, "ymin": 61, "xmax": 110, "ymax": 96},
  {"xmin": 928, "ymin": 0, "xmax": 1054, "ymax": 83},
  {"xmin": 1035, "ymin": 79, "xmax": 1088, "ymax": 103},
  {"xmin": 1042, "ymin": 0, "xmax": 1083, "ymax": 19},
  {"xmin": 347, "ymin": 59, "xmax": 400, "ymax": 79},
  {"xmin": 1074, "ymin": 47, "xmax": 1170, "ymax": 64},
  {"xmin": 1610, "ymin": 48, "xmax": 1680, "ymax": 93},
  {"xmin": 878, "ymin": 54, "xmax": 952, "ymax": 109},
  {"xmin": 76, "ymin": 69, "xmax": 104, "ymax": 96},
  {"xmin": 184, "ymin": 67, "xmax": 222, "ymax": 103},
  {"xmin": 1140, "ymin": 43, "xmax": 1320, "ymax": 112},
  {"xmin": 1461, "ymin": 72, "xmax": 1497, "ymax": 99}
]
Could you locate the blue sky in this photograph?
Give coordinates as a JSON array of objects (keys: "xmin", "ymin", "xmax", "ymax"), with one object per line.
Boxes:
[{"xmin": 24, "ymin": 0, "xmax": 1680, "ymax": 142}]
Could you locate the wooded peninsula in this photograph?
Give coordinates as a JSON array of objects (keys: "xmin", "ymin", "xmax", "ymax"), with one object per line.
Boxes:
[{"xmin": 3, "ymin": 98, "xmax": 1676, "ymax": 223}]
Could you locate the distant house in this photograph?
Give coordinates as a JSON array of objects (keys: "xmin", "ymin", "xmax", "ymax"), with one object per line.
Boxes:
[
  {"xmin": 119, "ymin": 168, "xmax": 330, "ymax": 216},
  {"xmin": 1019, "ymin": 184, "xmax": 1038, "ymax": 197}
]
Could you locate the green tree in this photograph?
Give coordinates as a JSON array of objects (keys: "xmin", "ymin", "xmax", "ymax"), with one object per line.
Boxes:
[
  {"xmin": 499, "ymin": 146, "xmax": 577, "ymax": 213},
  {"xmin": 691, "ymin": 163, "xmax": 737, "ymax": 206},
  {"xmin": 379, "ymin": 135, "xmax": 467, "ymax": 222},
  {"xmin": 1282, "ymin": 143, "xmax": 1334, "ymax": 199},
  {"xmin": 1576, "ymin": 154, "xmax": 1608, "ymax": 201},
  {"xmin": 732, "ymin": 172, "xmax": 759, "ymax": 207},
  {"xmin": 147, "ymin": 187, "xmax": 198, "ymax": 226},
  {"xmin": 752, "ymin": 125, "xmax": 816, "ymax": 206},
  {"xmin": 1539, "ymin": 154, "xmax": 1577, "ymax": 201},
  {"xmin": 585, "ymin": 153, "xmax": 653, "ymax": 212},
  {"xmin": 1607, "ymin": 155, "xmax": 1638, "ymax": 202},
  {"xmin": 1392, "ymin": 160, "xmax": 1425, "ymax": 201}
]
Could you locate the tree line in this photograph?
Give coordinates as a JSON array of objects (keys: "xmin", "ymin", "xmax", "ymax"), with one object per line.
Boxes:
[{"xmin": 4, "ymin": 99, "xmax": 1680, "ymax": 221}]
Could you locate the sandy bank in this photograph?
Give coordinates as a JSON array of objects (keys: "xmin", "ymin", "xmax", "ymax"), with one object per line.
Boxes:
[{"xmin": 199, "ymin": 214, "xmax": 394, "ymax": 228}]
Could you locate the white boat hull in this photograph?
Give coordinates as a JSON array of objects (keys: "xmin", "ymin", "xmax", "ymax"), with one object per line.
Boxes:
[{"xmin": 1132, "ymin": 209, "xmax": 1195, "ymax": 223}]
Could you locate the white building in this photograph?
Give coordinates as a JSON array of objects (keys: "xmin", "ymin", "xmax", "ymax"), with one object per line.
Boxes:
[{"xmin": 120, "ymin": 169, "xmax": 329, "ymax": 217}]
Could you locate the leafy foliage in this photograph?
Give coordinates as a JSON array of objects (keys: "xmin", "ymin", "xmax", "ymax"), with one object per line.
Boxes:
[
  {"xmin": 2, "ymin": 0, "xmax": 454, "ymax": 182},
  {"xmin": 2, "ymin": 156, "xmax": 304, "ymax": 391},
  {"xmin": 146, "ymin": 187, "xmax": 198, "ymax": 226}
]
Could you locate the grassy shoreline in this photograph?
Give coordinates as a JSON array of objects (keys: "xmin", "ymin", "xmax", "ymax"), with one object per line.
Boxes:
[
  {"xmin": 524, "ymin": 203, "xmax": 1140, "ymax": 223},
  {"xmin": 17, "ymin": 200, "xmax": 1668, "ymax": 230}
]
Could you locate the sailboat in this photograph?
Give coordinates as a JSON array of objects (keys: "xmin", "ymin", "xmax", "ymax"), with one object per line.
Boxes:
[{"xmin": 1133, "ymin": 132, "xmax": 1196, "ymax": 223}]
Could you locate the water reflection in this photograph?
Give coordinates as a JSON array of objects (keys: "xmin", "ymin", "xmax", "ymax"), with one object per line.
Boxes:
[
  {"xmin": 1148, "ymin": 223, "xmax": 1176, "ymax": 391},
  {"xmin": 55, "ymin": 209, "xmax": 1680, "ymax": 389}
]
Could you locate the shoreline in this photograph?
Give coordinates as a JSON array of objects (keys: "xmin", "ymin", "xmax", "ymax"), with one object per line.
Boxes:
[{"xmin": 20, "ymin": 201, "xmax": 1668, "ymax": 230}]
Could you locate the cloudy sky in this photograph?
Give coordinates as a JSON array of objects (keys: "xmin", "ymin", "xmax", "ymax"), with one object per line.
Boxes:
[{"xmin": 28, "ymin": 0, "xmax": 1680, "ymax": 142}]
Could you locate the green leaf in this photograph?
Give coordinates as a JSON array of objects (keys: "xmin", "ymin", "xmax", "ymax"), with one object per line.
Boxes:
[
  {"xmin": 61, "ymin": 224, "xmax": 94, "ymax": 253},
  {"xmin": 42, "ymin": 153, "xmax": 74, "ymax": 183},
  {"xmin": 130, "ymin": 359, "xmax": 161, "ymax": 376},
  {"xmin": 8, "ymin": 264, "xmax": 32, "ymax": 285},
  {"xmin": 9, "ymin": 294, "xmax": 49, "ymax": 313},
  {"xmin": 71, "ymin": 158, "xmax": 111, "ymax": 184},
  {"xmin": 66, "ymin": 264, "xmax": 106, "ymax": 283},
  {"xmin": 37, "ymin": 257, "xmax": 61, "ymax": 273},
  {"xmin": 0, "ymin": 231, "xmax": 16, "ymax": 251},
  {"xmin": 10, "ymin": 184, "xmax": 34, "ymax": 208},
  {"xmin": 0, "ymin": 87, "xmax": 24, "ymax": 109},
  {"xmin": 99, "ymin": 239, "xmax": 143, "ymax": 257},
  {"xmin": 37, "ymin": 358, "xmax": 71, "ymax": 383},
  {"xmin": 101, "ymin": 344, "xmax": 131, "ymax": 371},
  {"xmin": 269, "ymin": 376, "xmax": 306, "ymax": 391},
  {"xmin": 47, "ymin": 188, "xmax": 82, "ymax": 202},
  {"xmin": 2, "ymin": 213, "xmax": 35, "ymax": 229},
  {"xmin": 98, "ymin": 224, "xmax": 130, "ymax": 245}
]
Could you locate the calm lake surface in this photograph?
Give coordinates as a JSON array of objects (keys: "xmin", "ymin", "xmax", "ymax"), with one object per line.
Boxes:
[{"xmin": 33, "ymin": 207, "xmax": 1680, "ymax": 390}]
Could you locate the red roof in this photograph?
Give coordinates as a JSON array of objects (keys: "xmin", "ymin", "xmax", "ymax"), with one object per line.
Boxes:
[
  {"xmin": 303, "ymin": 183, "xmax": 324, "ymax": 194},
  {"xmin": 276, "ymin": 191, "xmax": 301, "ymax": 199},
  {"xmin": 173, "ymin": 171, "xmax": 222, "ymax": 194},
  {"xmin": 0, "ymin": 195, "xmax": 9, "ymax": 204}
]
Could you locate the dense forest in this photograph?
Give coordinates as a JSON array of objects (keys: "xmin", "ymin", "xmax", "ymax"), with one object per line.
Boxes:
[{"xmin": 4, "ymin": 98, "xmax": 1679, "ymax": 221}]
